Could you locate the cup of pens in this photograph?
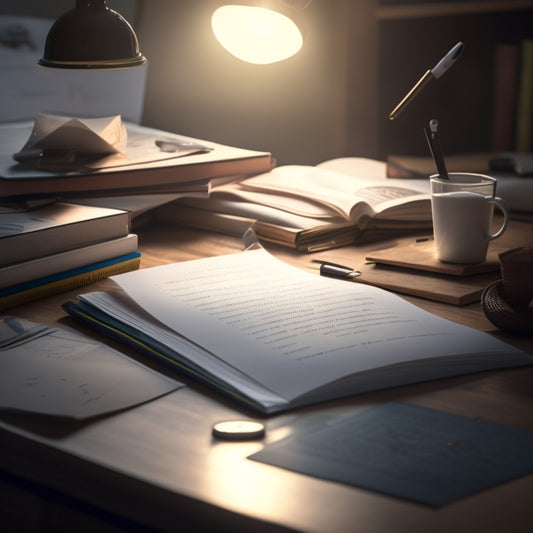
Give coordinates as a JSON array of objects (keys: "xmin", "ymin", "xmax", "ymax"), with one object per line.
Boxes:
[{"xmin": 430, "ymin": 173, "xmax": 509, "ymax": 264}]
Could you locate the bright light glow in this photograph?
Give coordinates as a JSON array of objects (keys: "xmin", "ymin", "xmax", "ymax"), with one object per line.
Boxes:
[{"xmin": 211, "ymin": 5, "xmax": 303, "ymax": 64}]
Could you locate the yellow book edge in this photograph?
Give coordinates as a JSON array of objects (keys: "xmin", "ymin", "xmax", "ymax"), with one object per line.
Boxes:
[{"xmin": 0, "ymin": 256, "xmax": 141, "ymax": 311}]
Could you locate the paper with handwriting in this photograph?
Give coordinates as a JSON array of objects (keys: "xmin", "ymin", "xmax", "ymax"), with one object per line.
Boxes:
[{"xmin": 0, "ymin": 317, "xmax": 181, "ymax": 419}]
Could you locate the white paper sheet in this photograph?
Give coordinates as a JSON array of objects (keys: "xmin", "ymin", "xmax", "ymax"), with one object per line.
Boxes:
[
  {"xmin": 0, "ymin": 318, "xmax": 181, "ymax": 419},
  {"xmin": 108, "ymin": 248, "xmax": 527, "ymax": 402}
]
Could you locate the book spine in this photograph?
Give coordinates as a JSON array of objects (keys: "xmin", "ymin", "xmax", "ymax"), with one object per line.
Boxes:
[
  {"xmin": 0, "ymin": 233, "xmax": 138, "ymax": 289},
  {"xmin": 515, "ymin": 39, "xmax": 533, "ymax": 152},
  {"xmin": 0, "ymin": 153, "xmax": 273, "ymax": 199},
  {"xmin": 0, "ymin": 256, "xmax": 141, "ymax": 311},
  {"xmin": 491, "ymin": 42, "xmax": 520, "ymax": 152}
]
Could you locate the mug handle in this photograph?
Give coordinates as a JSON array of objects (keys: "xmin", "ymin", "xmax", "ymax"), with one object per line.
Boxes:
[{"xmin": 488, "ymin": 197, "xmax": 509, "ymax": 240}]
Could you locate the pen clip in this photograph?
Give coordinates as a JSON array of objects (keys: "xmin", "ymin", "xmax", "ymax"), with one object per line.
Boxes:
[{"xmin": 424, "ymin": 119, "xmax": 449, "ymax": 179}]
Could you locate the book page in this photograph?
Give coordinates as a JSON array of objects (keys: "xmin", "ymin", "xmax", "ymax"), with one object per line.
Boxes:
[
  {"xmin": 109, "ymin": 248, "xmax": 525, "ymax": 402},
  {"xmin": 210, "ymin": 184, "xmax": 341, "ymax": 220},
  {"xmin": 180, "ymin": 196, "xmax": 344, "ymax": 228}
]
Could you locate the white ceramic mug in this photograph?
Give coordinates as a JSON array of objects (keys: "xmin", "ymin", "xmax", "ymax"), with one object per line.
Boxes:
[{"xmin": 430, "ymin": 173, "xmax": 509, "ymax": 264}]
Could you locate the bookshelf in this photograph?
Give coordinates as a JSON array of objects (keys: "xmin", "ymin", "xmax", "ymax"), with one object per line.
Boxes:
[
  {"xmin": 346, "ymin": 1, "xmax": 533, "ymax": 160},
  {"xmin": 376, "ymin": 0, "xmax": 533, "ymax": 19}
]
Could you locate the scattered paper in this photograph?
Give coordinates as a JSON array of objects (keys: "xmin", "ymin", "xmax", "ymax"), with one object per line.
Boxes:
[
  {"xmin": 0, "ymin": 317, "xmax": 182, "ymax": 419},
  {"xmin": 250, "ymin": 402, "xmax": 533, "ymax": 506},
  {"xmin": 10, "ymin": 114, "xmax": 216, "ymax": 172},
  {"xmin": 13, "ymin": 113, "xmax": 127, "ymax": 163}
]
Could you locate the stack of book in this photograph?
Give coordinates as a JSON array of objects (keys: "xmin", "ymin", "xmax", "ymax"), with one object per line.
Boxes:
[
  {"xmin": 0, "ymin": 202, "xmax": 140, "ymax": 310},
  {"xmin": 0, "ymin": 115, "xmax": 274, "ymax": 308},
  {"xmin": 0, "ymin": 115, "xmax": 273, "ymax": 200}
]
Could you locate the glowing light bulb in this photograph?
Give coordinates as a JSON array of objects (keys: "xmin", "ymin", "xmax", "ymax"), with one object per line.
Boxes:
[{"xmin": 211, "ymin": 5, "xmax": 303, "ymax": 65}]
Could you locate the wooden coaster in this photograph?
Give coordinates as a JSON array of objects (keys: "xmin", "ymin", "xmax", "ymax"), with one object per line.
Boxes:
[
  {"xmin": 365, "ymin": 239, "xmax": 501, "ymax": 277},
  {"xmin": 355, "ymin": 262, "xmax": 499, "ymax": 305}
]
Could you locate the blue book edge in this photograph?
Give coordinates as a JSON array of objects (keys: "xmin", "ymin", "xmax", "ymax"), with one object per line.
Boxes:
[{"xmin": 0, "ymin": 251, "xmax": 141, "ymax": 297}]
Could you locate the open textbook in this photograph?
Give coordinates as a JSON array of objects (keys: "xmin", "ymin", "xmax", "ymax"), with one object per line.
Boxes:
[
  {"xmin": 63, "ymin": 246, "xmax": 532, "ymax": 414},
  {"xmin": 159, "ymin": 158, "xmax": 432, "ymax": 251}
]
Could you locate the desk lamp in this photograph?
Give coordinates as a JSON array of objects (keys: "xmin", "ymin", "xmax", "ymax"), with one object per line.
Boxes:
[
  {"xmin": 211, "ymin": 0, "xmax": 310, "ymax": 64},
  {"xmin": 38, "ymin": 0, "xmax": 146, "ymax": 69}
]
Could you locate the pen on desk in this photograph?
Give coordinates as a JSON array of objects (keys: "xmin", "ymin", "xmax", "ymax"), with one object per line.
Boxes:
[
  {"xmin": 313, "ymin": 260, "xmax": 362, "ymax": 281},
  {"xmin": 424, "ymin": 119, "xmax": 449, "ymax": 179},
  {"xmin": 389, "ymin": 42, "xmax": 464, "ymax": 120}
]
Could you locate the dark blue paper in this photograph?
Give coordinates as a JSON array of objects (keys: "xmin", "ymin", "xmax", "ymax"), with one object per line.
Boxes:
[{"xmin": 249, "ymin": 402, "xmax": 533, "ymax": 506}]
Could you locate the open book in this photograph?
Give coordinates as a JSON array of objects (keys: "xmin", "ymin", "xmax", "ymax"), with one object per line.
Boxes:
[
  {"xmin": 63, "ymin": 246, "xmax": 532, "ymax": 414},
  {"xmin": 159, "ymin": 158, "xmax": 432, "ymax": 251}
]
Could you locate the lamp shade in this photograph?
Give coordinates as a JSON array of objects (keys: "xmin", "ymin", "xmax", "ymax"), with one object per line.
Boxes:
[
  {"xmin": 39, "ymin": 0, "xmax": 146, "ymax": 69},
  {"xmin": 211, "ymin": 3, "xmax": 304, "ymax": 64}
]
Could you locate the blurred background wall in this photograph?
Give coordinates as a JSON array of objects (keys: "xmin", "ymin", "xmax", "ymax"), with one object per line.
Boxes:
[
  {"xmin": 2, "ymin": 1, "xmax": 532, "ymax": 165},
  {"xmin": 0, "ymin": 0, "xmax": 374, "ymax": 165},
  {"xmin": 135, "ymin": 0, "xmax": 363, "ymax": 165}
]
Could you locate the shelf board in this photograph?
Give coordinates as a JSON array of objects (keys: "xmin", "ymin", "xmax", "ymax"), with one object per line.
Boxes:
[{"xmin": 376, "ymin": 0, "xmax": 533, "ymax": 20}]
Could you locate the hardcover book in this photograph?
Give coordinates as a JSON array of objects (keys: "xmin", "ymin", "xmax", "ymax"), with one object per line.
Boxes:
[
  {"xmin": 0, "ymin": 120, "xmax": 273, "ymax": 199},
  {"xmin": 0, "ymin": 202, "xmax": 130, "ymax": 266}
]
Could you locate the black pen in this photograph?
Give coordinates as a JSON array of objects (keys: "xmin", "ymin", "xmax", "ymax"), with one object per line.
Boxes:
[
  {"xmin": 313, "ymin": 260, "xmax": 361, "ymax": 280},
  {"xmin": 424, "ymin": 119, "xmax": 449, "ymax": 179}
]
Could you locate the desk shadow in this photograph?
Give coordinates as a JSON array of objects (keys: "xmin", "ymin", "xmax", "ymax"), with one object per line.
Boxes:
[
  {"xmin": 0, "ymin": 410, "xmax": 95, "ymax": 439},
  {"xmin": 0, "ymin": 402, "xmax": 141, "ymax": 440}
]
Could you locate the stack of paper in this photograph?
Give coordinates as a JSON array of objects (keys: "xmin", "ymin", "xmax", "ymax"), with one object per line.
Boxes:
[{"xmin": 63, "ymin": 246, "xmax": 532, "ymax": 414}]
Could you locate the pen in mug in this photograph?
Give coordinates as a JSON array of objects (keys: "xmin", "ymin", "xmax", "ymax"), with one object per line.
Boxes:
[
  {"xmin": 424, "ymin": 119, "xmax": 449, "ymax": 179},
  {"xmin": 389, "ymin": 42, "xmax": 464, "ymax": 120}
]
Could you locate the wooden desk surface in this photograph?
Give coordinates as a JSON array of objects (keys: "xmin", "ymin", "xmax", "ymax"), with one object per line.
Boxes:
[{"xmin": 1, "ymin": 218, "xmax": 533, "ymax": 533}]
